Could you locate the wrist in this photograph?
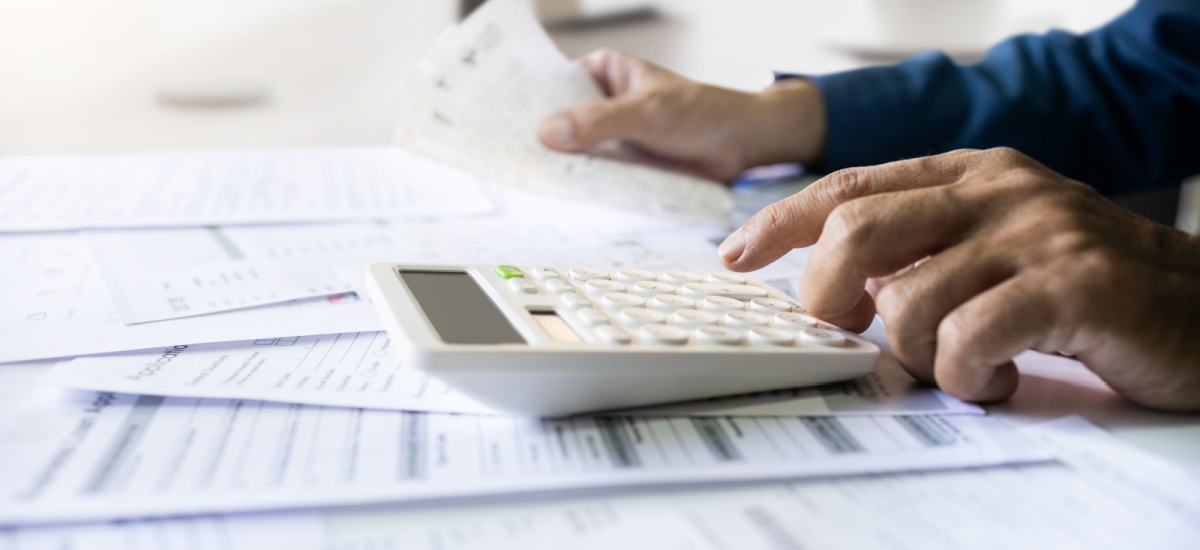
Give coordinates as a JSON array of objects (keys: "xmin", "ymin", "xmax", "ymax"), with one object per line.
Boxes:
[{"xmin": 741, "ymin": 78, "xmax": 827, "ymax": 168}]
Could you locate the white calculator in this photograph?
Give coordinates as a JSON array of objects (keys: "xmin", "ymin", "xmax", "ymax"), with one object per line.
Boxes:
[{"xmin": 366, "ymin": 263, "xmax": 879, "ymax": 416}]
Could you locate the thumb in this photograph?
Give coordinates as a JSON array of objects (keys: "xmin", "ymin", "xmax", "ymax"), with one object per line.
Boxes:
[{"xmin": 538, "ymin": 97, "xmax": 650, "ymax": 152}]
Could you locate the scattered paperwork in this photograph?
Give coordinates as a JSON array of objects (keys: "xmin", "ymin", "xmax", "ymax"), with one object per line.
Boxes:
[
  {"xmin": 82, "ymin": 185, "xmax": 766, "ymax": 324},
  {"xmin": 0, "ymin": 234, "xmax": 383, "ymax": 363},
  {"xmin": 0, "ymin": 385, "xmax": 1042, "ymax": 523},
  {"xmin": 0, "ymin": 147, "xmax": 494, "ymax": 231},
  {"xmin": 397, "ymin": 0, "xmax": 734, "ymax": 221},
  {"xmin": 3, "ymin": 417, "xmax": 1196, "ymax": 549},
  {"xmin": 42, "ymin": 331, "xmax": 982, "ymax": 416}
]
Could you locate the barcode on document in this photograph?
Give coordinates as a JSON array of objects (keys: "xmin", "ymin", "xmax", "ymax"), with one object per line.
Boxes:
[
  {"xmin": 595, "ymin": 417, "xmax": 642, "ymax": 468},
  {"xmin": 690, "ymin": 418, "xmax": 743, "ymax": 462},
  {"xmin": 798, "ymin": 418, "xmax": 864, "ymax": 454},
  {"xmin": 895, "ymin": 415, "xmax": 959, "ymax": 447}
]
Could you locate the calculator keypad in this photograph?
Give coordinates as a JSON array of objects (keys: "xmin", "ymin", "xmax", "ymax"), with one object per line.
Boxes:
[{"xmin": 516, "ymin": 266, "xmax": 843, "ymax": 348}]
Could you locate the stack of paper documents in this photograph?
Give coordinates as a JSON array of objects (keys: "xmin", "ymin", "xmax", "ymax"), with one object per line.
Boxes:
[{"xmin": 1, "ymin": 0, "xmax": 1198, "ymax": 547}]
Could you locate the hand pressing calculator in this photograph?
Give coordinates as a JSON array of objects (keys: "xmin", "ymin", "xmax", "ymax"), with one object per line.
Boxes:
[{"xmin": 366, "ymin": 263, "xmax": 879, "ymax": 416}]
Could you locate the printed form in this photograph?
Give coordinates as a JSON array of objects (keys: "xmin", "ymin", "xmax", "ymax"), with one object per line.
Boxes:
[
  {"xmin": 0, "ymin": 147, "xmax": 493, "ymax": 231},
  {"xmin": 43, "ymin": 330, "xmax": 981, "ymax": 416},
  {"xmin": 0, "ymin": 234, "xmax": 383, "ymax": 363},
  {"xmin": 0, "ymin": 385, "xmax": 1041, "ymax": 523},
  {"xmin": 3, "ymin": 418, "xmax": 1197, "ymax": 550},
  {"xmin": 397, "ymin": 0, "xmax": 734, "ymax": 221},
  {"xmin": 83, "ymin": 186, "xmax": 783, "ymax": 323}
]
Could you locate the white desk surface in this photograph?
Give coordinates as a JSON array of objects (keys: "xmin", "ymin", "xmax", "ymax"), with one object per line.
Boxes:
[{"xmin": 3, "ymin": 0, "xmax": 1196, "ymax": 492}]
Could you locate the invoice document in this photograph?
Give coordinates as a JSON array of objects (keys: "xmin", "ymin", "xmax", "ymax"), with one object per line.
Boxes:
[
  {"xmin": 3, "ymin": 417, "xmax": 1196, "ymax": 549},
  {"xmin": 0, "ymin": 147, "xmax": 493, "ymax": 231},
  {"xmin": 0, "ymin": 234, "xmax": 382, "ymax": 363},
  {"xmin": 396, "ymin": 0, "xmax": 734, "ymax": 221},
  {"xmin": 0, "ymin": 385, "xmax": 1041, "ymax": 523},
  {"xmin": 42, "ymin": 330, "xmax": 981, "ymax": 416}
]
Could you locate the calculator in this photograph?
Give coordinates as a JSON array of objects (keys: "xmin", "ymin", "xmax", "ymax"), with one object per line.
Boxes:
[{"xmin": 365, "ymin": 263, "xmax": 879, "ymax": 416}]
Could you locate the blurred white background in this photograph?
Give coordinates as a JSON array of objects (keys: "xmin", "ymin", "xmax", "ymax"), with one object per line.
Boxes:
[
  {"xmin": 11, "ymin": 0, "xmax": 1186, "ymax": 228},
  {"xmin": 0, "ymin": 0, "xmax": 1135, "ymax": 156}
]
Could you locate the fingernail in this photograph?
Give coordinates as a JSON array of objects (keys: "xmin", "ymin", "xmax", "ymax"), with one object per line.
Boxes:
[
  {"xmin": 538, "ymin": 114, "xmax": 575, "ymax": 148},
  {"xmin": 718, "ymin": 227, "xmax": 747, "ymax": 264}
]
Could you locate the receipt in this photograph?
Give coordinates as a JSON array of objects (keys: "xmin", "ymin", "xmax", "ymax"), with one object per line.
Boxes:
[{"xmin": 397, "ymin": 0, "xmax": 734, "ymax": 222}]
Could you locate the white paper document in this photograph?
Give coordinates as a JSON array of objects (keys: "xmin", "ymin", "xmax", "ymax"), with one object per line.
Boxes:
[
  {"xmin": 0, "ymin": 234, "xmax": 383, "ymax": 363},
  {"xmin": 5, "ymin": 417, "xmax": 1197, "ymax": 549},
  {"xmin": 397, "ymin": 0, "xmax": 734, "ymax": 221},
  {"xmin": 43, "ymin": 331, "xmax": 981, "ymax": 417},
  {"xmin": 0, "ymin": 513, "xmax": 325, "ymax": 550},
  {"xmin": 84, "ymin": 224, "xmax": 405, "ymax": 323},
  {"xmin": 0, "ymin": 147, "xmax": 493, "ymax": 231},
  {"xmin": 83, "ymin": 187, "xmax": 762, "ymax": 323},
  {"xmin": 0, "ymin": 384, "xmax": 1041, "ymax": 523},
  {"xmin": 664, "ymin": 418, "xmax": 1200, "ymax": 550}
]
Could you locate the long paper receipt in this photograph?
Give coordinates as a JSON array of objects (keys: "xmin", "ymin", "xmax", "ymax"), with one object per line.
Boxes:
[{"xmin": 396, "ymin": 0, "xmax": 734, "ymax": 221}]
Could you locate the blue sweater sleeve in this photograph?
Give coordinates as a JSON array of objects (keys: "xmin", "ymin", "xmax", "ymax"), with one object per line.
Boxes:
[{"xmin": 804, "ymin": 0, "xmax": 1200, "ymax": 196}]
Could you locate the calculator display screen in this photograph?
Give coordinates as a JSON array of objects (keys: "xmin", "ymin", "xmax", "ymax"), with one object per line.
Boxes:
[{"xmin": 399, "ymin": 271, "xmax": 527, "ymax": 345}]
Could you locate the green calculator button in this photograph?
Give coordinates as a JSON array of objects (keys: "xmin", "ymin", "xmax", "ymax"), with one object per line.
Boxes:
[{"xmin": 494, "ymin": 265, "xmax": 525, "ymax": 279}]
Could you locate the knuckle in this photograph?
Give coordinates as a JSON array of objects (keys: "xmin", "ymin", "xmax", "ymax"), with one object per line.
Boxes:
[
  {"xmin": 1045, "ymin": 228, "xmax": 1099, "ymax": 256},
  {"xmin": 823, "ymin": 200, "xmax": 875, "ymax": 248},
  {"xmin": 817, "ymin": 167, "xmax": 871, "ymax": 206},
  {"xmin": 986, "ymin": 146, "xmax": 1030, "ymax": 165},
  {"xmin": 752, "ymin": 199, "xmax": 801, "ymax": 240},
  {"xmin": 873, "ymin": 281, "xmax": 910, "ymax": 323},
  {"xmin": 1075, "ymin": 247, "xmax": 1125, "ymax": 284},
  {"xmin": 985, "ymin": 165, "xmax": 1054, "ymax": 198},
  {"xmin": 945, "ymin": 148, "xmax": 982, "ymax": 157},
  {"xmin": 935, "ymin": 311, "xmax": 977, "ymax": 358}
]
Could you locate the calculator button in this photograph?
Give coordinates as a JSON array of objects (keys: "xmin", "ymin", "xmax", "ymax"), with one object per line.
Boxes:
[
  {"xmin": 679, "ymin": 283, "xmax": 768, "ymax": 300},
  {"xmin": 529, "ymin": 267, "xmax": 561, "ymax": 281},
  {"xmin": 772, "ymin": 312, "xmax": 819, "ymax": 330},
  {"xmin": 577, "ymin": 308, "xmax": 610, "ymax": 326},
  {"xmin": 584, "ymin": 279, "xmax": 627, "ymax": 297},
  {"xmin": 671, "ymin": 308, "xmax": 719, "ymax": 328},
  {"xmin": 700, "ymin": 296, "xmax": 745, "ymax": 313},
  {"xmin": 749, "ymin": 327, "xmax": 795, "ymax": 346},
  {"xmin": 595, "ymin": 325, "xmax": 632, "ymax": 345},
  {"xmin": 632, "ymin": 280, "xmax": 676, "ymax": 297},
  {"xmin": 509, "ymin": 278, "xmax": 539, "ymax": 293},
  {"xmin": 723, "ymin": 310, "xmax": 769, "ymax": 328},
  {"xmin": 704, "ymin": 272, "xmax": 746, "ymax": 284},
  {"xmin": 619, "ymin": 307, "xmax": 667, "ymax": 327},
  {"xmin": 544, "ymin": 279, "xmax": 575, "ymax": 294},
  {"xmin": 560, "ymin": 293, "xmax": 591, "ymax": 309},
  {"xmin": 780, "ymin": 297, "xmax": 808, "ymax": 313},
  {"xmin": 693, "ymin": 325, "xmax": 744, "ymax": 346},
  {"xmin": 749, "ymin": 297, "xmax": 794, "ymax": 314},
  {"xmin": 651, "ymin": 294, "xmax": 696, "ymax": 312},
  {"xmin": 800, "ymin": 328, "xmax": 846, "ymax": 347},
  {"xmin": 615, "ymin": 268, "xmax": 658, "ymax": 284},
  {"xmin": 639, "ymin": 324, "xmax": 689, "ymax": 345},
  {"xmin": 494, "ymin": 265, "xmax": 525, "ymax": 279},
  {"xmin": 660, "ymin": 270, "xmax": 702, "ymax": 284},
  {"xmin": 601, "ymin": 292, "xmax": 646, "ymax": 310},
  {"xmin": 568, "ymin": 267, "xmax": 610, "ymax": 282}
]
